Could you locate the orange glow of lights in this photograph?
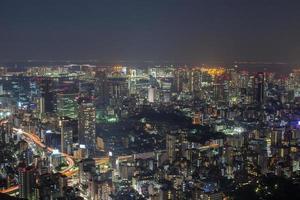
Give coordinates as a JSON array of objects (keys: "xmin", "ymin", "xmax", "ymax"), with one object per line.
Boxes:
[{"xmin": 200, "ymin": 67, "xmax": 225, "ymax": 76}]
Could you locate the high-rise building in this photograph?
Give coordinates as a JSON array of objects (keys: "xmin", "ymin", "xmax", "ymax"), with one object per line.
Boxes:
[
  {"xmin": 78, "ymin": 102, "xmax": 96, "ymax": 156},
  {"xmin": 90, "ymin": 171, "xmax": 113, "ymax": 200},
  {"xmin": 56, "ymin": 93, "xmax": 78, "ymax": 119},
  {"xmin": 79, "ymin": 158, "xmax": 96, "ymax": 198},
  {"xmin": 107, "ymin": 76, "xmax": 129, "ymax": 102},
  {"xmin": 34, "ymin": 96, "xmax": 45, "ymax": 119},
  {"xmin": 95, "ymin": 70, "xmax": 109, "ymax": 108},
  {"xmin": 166, "ymin": 133, "xmax": 177, "ymax": 163},
  {"xmin": 18, "ymin": 164, "xmax": 37, "ymax": 200},
  {"xmin": 50, "ymin": 149, "xmax": 62, "ymax": 169},
  {"xmin": 37, "ymin": 78, "xmax": 55, "ymax": 113},
  {"xmin": 254, "ymin": 72, "xmax": 265, "ymax": 104},
  {"xmin": 38, "ymin": 173, "xmax": 68, "ymax": 199},
  {"xmin": 60, "ymin": 117, "xmax": 78, "ymax": 154},
  {"xmin": 148, "ymin": 86, "xmax": 156, "ymax": 103}
]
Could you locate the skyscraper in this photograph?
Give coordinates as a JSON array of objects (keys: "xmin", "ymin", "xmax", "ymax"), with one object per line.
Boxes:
[
  {"xmin": 60, "ymin": 117, "xmax": 78, "ymax": 154},
  {"xmin": 78, "ymin": 102, "xmax": 96, "ymax": 156},
  {"xmin": 18, "ymin": 164, "xmax": 37, "ymax": 200},
  {"xmin": 148, "ymin": 86, "xmax": 156, "ymax": 103},
  {"xmin": 95, "ymin": 70, "xmax": 109, "ymax": 108},
  {"xmin": 56, "ymin": 93, "xmax": 78, "ymax": 119},
  {"xmin": 37, "ymin": 78, "xmax": 55, "ymax": 113},
  {"xmin": 254, "ymin": 72, "xmax": 265, "ymax": 104},
  {"xmin": 166, "ymin": 133, "xmax": 177, "ymax": 163}
]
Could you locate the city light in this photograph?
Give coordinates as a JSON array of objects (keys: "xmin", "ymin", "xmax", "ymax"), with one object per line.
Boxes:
[{"xmin": 0, "ymin": 2, "xmax": 299, "ymax": 198}]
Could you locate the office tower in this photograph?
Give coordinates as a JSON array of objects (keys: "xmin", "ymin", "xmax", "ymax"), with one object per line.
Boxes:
[
  {"xmin": 38, "ymin": 173, "xmax": 68, "ymax": 199},
  {"xmin": 18, "ymin": 164, "xmax": 37, "ymax": 200},
  {"xmin": 20, "ymin": 148, "xmax": 34, "ymax": 166},
  {"xmin": 0, "ymin": 124, "xmax": 9, "ymax": 144},
  {"xmin": 166, "ymin": 133, "xmax": 177, "ymax": 163},
  {"xmin": 74, "ymin": 144, "xmax": 88, "ymax": 159},
  {"xmin": 129, "ymin": 68, "xmax": 137, "ymax": 95},
  {"xmin": 37, "ymin": 78, "xmax": 55, "ymax": 113},
  {"xmin": 91, "ymin": 179, "xmax": 113, "ymax": 200},
  {"xmin": 0, "ymin": 67, "xmax": 7, "ymax": 76},
  {"xmin": 254, "ymin": 72, "xmax": 265, "ymax": 104},
  {"xmin": 213, "ymin": 83, "xmax": 225, "ymax": 102},
  {"xmin": 107, "ymin": 76, "xmax": 129, "ymax": 101},
  {"xmin": 60, "ymin": 117, "xmax": 78, "ymax": 154},
  {"xmin": 191, "ymin": 68, "xmax": 202, "ymax": 93},
  {"xmin": 0, "ymin": 84, "xmax": 3, "ymax": 95},
  {"xmin": 56, "ymin": 93, "xmax": 78, "ymax": 119},
  {"xmin": 95, "ymin": 70, "xmax": 109, "ymax": 108},
  {"xmin": 34, "ymin": 96, "xmax": 45, "ymax": 119},
  {"xmin": 173, "ymin": 68, "xmax": 184, "ymax": 93},
  {"xmin": 79, "ymin": 158, "xmax": 96, "ymax": 199},
  {"xmin": 192, "ymin": 112, "xmax": 202, "ymax": 125},
  {"xmin": 78, "ymin": 102, "xmax": 96, "ymax": 156},
  {"xmin": 148, "ymin": 86, "xmax": 156, "ymax": 103},
  {"xmin": 96, "ymin": 136, "xmax": 105, "ymax": 151},
  {"xmin": 79, "ymin": 158, "xmax": 96, "ymax": 182},
  {"xmin": 50, "ymin": 149, "xmax": 62, "ymax": 169}
]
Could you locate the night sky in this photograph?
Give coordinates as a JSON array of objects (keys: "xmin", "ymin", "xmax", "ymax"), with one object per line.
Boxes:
[{"xmin": 1, "ymin": 0, "xmax": 300, "ymax": 64}]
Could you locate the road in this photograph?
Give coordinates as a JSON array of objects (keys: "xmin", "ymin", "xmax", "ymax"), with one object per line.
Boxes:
[
  {"xmin": 0, "ymin": 186, "xmax": 19, "ymax": 194},
  {"xmin": 1, "ymin": 128, "xmax": 110, "ymax": 195},
  {"xmin": 13, "ymin": 128, "xmax": 76, "ymax": 175},
  {"xmin": 1, "ymin": 128, "xmax": 76, "ymax": 194}
]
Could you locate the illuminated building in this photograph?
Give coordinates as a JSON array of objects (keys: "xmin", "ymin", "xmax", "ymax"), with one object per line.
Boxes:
[
  {"xmin": 213, "ymin": 83, "xmax": 226, "ymax": 102},
  {"xmin": 78, "ymin": 102, "xmax": 96, "ymax": 156},
  {"xmin": 60, "ymin": 117, "xmax": 78, "ymax": 154},
  {"xmin": 20, "ymin": 148, "xmax": 34, "ymax": 166},
  {"xmin": 0, "ymin": 121, "xmax": 12, "ymax": 144},
  {"xmin": 0, "ymin": 84, "xmax": 3, "ymax": 95},
  {"xmin": 96, "ymin": 136, "xmax": 105, "ymax": 151},
  {"xmin": 50, "ymin": 149, "xmax": 62, "ymax": 169},
  {"xmin": 74, "ymin": 144, "xmax": 88, "ymax": 159},
  {"xmin": 129, "ymin": 68, "xmax": 137, "ymax": 95},
  {"xmin": 148, "ymin": 86, "xmax": 156, "ymax": 103},
  {"xmin": 56, "ymin": 93, "xmax": 78, "ymax": 119},
  {"xmin": 38, "ymin": 173, "xmax": 68, "ymax": 200},
  {"xmin": 95, "ymin": 70, "xmax": 109, "ymax": 108},
  {"xmin": 79, "ymin": 158, "xmax": 96, "ymax": 198},
  {"xmin": 107, "ymin": 76, "xmax": 129, "ymax": 101},
  {"xmin": 202, "ymin": 192, "xmax": 224, "ymax": 200},
  {"xmin": 18, "ymin": 164, "xmax": 37, "ymax": 200},
  {"xmin": 254, "ymin": 72, "xmax": 265, "ymax": 104},
  {"xmin": 200, "ymin": 67, "xmax": 225, "ymax": 77},
  {"xmin": 174, "ymin": 68, "xmax": 185, "ymax": 93},
  {"xmin": 119, "ymin": 162, "xmax": 135, "ymax": 179},
  {"xmin": 192, "ymin": 112, "xmax": 202, "ymax": 125},
  {"xmin": 166, "ymin": 133, "xmax": 177, "ymax": 163},
  {"xmin": 37, "ymin": 78, "xmax": 55, "ymax": 113},
  {"xmin": 34, "ymin": 96, "xmax": 45, "ymax": 119},
  {"xmin": 90, "ymin": 172, "xmax": 113, "ymax": 200}
]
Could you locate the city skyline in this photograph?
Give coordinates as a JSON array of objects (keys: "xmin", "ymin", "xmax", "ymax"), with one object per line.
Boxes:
[{"xmin": 1, "ymin": 1, "xmax": 300, "ymax": 200}]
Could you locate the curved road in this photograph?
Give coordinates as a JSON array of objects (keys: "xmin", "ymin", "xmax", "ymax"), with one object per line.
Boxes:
[
  {"xmin": 13, "ymin": 128, "xmax": 75, "ymax": 174},
  {"xmin": 1, "ymin": 128, "xmax": 109, "ymax": 194},
  {"xmin": 1, "ymin": 128, "xmax": 75, "ymax": 194}
]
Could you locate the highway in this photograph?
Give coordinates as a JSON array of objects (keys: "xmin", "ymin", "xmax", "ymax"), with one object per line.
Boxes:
[
  {"xmin": 12, "ymin": 128, "xmax": 76, "ymax": 175},
  {"xmin": 1, "ymin": 128, "xmax": 110, "ymax": 195},
  {"xmin": 1, "ymin": 128, "xmax": 76, "ymax": 194},
  {"xmin": 0, "ymin": 186, "xmax": 19, "ymax": 194}
]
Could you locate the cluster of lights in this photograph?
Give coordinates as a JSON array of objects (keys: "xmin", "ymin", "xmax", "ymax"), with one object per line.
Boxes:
[
  {"xmin": 0, "ymin": 111, "xmax": 11, "ymax": 118},
  {"xmin": 200, "ymin": 67, "xmax": 225, "ymax": 77}
]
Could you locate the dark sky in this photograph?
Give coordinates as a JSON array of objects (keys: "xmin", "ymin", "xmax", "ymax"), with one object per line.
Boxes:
[{"xmin": 1, "ymin": 0, "xmax": 300, "ymax": 63}]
